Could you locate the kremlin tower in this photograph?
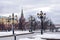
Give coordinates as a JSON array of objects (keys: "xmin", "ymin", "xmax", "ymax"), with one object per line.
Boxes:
[{"xmin": 19, "ymin": 9, "xmax": 25, "ymax": 30}]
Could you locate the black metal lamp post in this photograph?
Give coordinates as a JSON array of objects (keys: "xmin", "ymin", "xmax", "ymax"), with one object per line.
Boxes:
[
  {"xmin": 29, "ymin": 16, "xmax": 35, "ymax": 32},
  {"xmin": 12, "ymin": 13, "xmax": 15, "ymax": 35},
  {"xmin": 9, "ymin": 13, "xmax": 17, "ymax": 40},
  {"xmin": 12, "ymin": 13, "xmax": 17, "ymax": 40},
  {"xmin": 37, "ymin": 11, "xmax": 46, "ymax": 35}
]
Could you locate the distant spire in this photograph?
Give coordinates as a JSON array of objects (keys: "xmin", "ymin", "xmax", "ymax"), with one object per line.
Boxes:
[{"xmin": 21, "ymin": 9, "xmax": 24, "ymax": 18}]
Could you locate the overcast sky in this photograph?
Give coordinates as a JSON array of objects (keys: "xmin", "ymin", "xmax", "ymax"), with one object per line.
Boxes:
[{"xmin": 0, "ymin": 0, "xmax": 60, "ymax": 24}]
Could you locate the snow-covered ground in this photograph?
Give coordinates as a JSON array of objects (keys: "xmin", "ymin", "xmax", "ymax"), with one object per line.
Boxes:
[
  {"xmin": 19, "ymin": 32, "xmax": 60, "ymax": 40},
  {"xmin": 19, "ymin": 38, "xmax": 45, "ymax": 40},
  {"xmin": 19, "ymin": 34, "xmax": 45, "ymax": 40},
  {"xmin": 0, "ymin": 30, "xmax": 60, "ymax": 40},
  {"xmin": 0, "ymin": 30, "xmax": 30, "ymax": 36},
  {"xmin": 41, "ymin": 32, "xmax": 60, "ymax": 39}
]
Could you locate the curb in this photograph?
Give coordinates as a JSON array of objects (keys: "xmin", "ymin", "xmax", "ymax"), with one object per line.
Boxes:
[{"xmin": 0, "ymin": 32, "xmax": 34, "ymax": 38}]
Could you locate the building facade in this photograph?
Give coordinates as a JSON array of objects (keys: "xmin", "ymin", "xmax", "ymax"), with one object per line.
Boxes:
[{"xmin": 0, "ymin": 16, "xmax": 18, "ymax": 31}]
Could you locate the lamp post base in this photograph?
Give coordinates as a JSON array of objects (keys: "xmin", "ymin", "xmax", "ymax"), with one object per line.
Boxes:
[{"xmin": 41, "ymin": 29, "xmax": 43, "ymax": 35}]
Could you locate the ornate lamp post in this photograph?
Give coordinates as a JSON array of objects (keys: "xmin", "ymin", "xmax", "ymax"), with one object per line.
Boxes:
[
  {"xmin": 29, "ymin": 16, "xmax": 35, "ymax": 32},
  {"xmin": 9, "ymin": 13, "xmax": 17, "ymax": 40},
  {"xmin": 37, "ymin": 11, "xmax": 46, "ymax": 34},
  {"xmin": 12, "ymin": 13, "xmax": 17, "ymax": 40},
  {"xmin": 12, "ymin": 13, "xmax": 15, "ymax": 35}
]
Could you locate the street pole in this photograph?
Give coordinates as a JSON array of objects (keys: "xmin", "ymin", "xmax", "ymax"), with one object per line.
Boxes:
[
  {"xmin": 29, "ymin": 16, "xmax": 32, "ymax": 32},
  {"xmin": 40, "ymin": 16, "xmax": 43, "ymax": 34},
  {"xmin": 14, "ymin": 34, "xmax": 16, "ymax": 40},
  {"xmin": 12, "ymin": 13, "xmax": 14, "ymax": 35},
  {"xmin": 12, "ymin": 24, "xmax": 14, "ymax": 35},
  {"xmin": 37, "ymin": 11, "xmax": 46, "ymax": 35},
  {"xmin": 29, "ymin": 16, "xmax": 34, "ymax": 32},
  {"xmin": 12, "ymin": 13, "xmax": 16, "ymax": 40},
  {"xmin": 31, "ymin": 19, "xmax": 33, "ymax": 32}
]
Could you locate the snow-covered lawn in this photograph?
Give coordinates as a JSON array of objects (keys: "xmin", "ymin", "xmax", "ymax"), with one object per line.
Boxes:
[
  {"xmin": 0, "ymin": 30, "xmax": 30, "ymax": 36},
  {"xmin": 18, "ymin": 33, "xmax": 45, "ymax": 40},
  {"xmin": 0, "ymin": 31, "xmax": 60, "ymax": 40},
  {"xmin": 19, "ymin": 38, "xmax": 44, "ymax": 40},
  {"xmin": 41, "ymin": 32, "xmax": 60, "ymax": 39},
  {"xmin": 19, "ymin": 35, "xmax": 45, "ymax": 40},
  {"xmin": 19, "ymin": 32, "xmax": 60, "ymax": 40}
]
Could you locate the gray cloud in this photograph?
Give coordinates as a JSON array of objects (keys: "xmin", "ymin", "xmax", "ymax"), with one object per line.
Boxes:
[{"xmin": 0, "ymin": 0, "xmax": 60, "ymax": 24}]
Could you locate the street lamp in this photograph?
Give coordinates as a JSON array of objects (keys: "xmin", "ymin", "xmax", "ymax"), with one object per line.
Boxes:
[
  {"xmin": 9, "ymin": 13, "xmax": 17, "ymax": 40},
  {"xmin": 37, "ymin": 11, "xmax": 46, "ymax": 34},
  {"xmin": 12, "ymin": 13, "xmax": 17, "ymax": 40},
  {"xmin": 29, "ymin": 16, "xmax": 35, "ymax": 32},
  {"xmin": 12, "ymin": 13, "xmax": 15, "ymax": 35}
]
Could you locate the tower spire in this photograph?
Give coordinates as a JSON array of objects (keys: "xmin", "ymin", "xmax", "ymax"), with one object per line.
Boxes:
[
  {"xmin": 19, "ymin": 9, "xmax": 25, "ymax": 30},
  {"xmin": 21, "ymin": 9, "xmax": 24, "ymax": 18}
]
